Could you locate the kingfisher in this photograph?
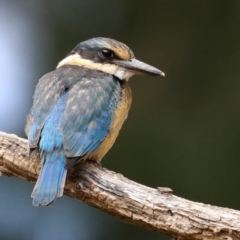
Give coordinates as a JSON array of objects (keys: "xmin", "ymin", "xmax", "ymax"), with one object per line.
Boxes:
[{"xmin": 25, "ymin": 37, "xmax": 165, "ymax": 206}]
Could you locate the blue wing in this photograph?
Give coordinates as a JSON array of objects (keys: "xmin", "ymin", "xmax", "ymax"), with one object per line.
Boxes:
[
  {"xmin": 61, "ymin": 75, "xmax": 121, "ymax": 165},
  {"xmin": 26, "ymin": 70, "xmax": 66, "ymax": 149}
]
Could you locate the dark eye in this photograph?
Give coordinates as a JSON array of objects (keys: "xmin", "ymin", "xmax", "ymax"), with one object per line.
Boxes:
[{"xmin": 100, "ymin": 49, "xmax": 114, "ymax": 58}]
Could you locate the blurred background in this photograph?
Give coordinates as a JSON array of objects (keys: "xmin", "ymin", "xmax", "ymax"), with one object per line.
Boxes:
[{"xmin": 1, "ymin": 1, "xmax": 240, "ymax": 239}]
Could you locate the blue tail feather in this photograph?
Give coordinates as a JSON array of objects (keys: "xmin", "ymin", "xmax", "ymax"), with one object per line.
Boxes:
[
  {"xmin": 31, "ymin": 94, "xmax": 67, "ymax": 206},
  {"xmin": 31, "ymin": 151, "xmax": 67, "ymax": 206}
]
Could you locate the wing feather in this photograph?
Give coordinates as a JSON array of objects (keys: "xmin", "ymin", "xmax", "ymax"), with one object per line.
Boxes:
[
  {"xmin": 26, "ymin": 71, "xmax": 66, "ymax": 149},
  {"xmin": 62, "ymin": 76, "xmax": 121, "ymax": 160}
]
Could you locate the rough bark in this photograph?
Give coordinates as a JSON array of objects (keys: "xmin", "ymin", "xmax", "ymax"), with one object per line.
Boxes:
[{"xmin": 0, "ymin": 131, "xmax": 239, "ymax": 240}]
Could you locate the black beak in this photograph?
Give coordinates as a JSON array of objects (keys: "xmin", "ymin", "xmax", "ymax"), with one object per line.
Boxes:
[{"xmin": 113, "ymin": 58, "xmax": 165, "ymax": 76}]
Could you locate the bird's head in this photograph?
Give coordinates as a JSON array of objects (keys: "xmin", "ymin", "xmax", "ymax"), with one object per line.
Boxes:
[{"xmin": 57, "ymin": 37, "xmax": 165, "ymax": 81}]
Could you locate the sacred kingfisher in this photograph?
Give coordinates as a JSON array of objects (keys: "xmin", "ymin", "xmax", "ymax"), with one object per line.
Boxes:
[{"xmin": 25, "ymin": 37, "xmax": 165, "ymax": 206}]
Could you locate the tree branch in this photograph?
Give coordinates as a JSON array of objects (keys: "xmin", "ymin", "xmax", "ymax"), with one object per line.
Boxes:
[{"xmin": 0, "ymin": 131, "xmax": 239, "ymax": 240}]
